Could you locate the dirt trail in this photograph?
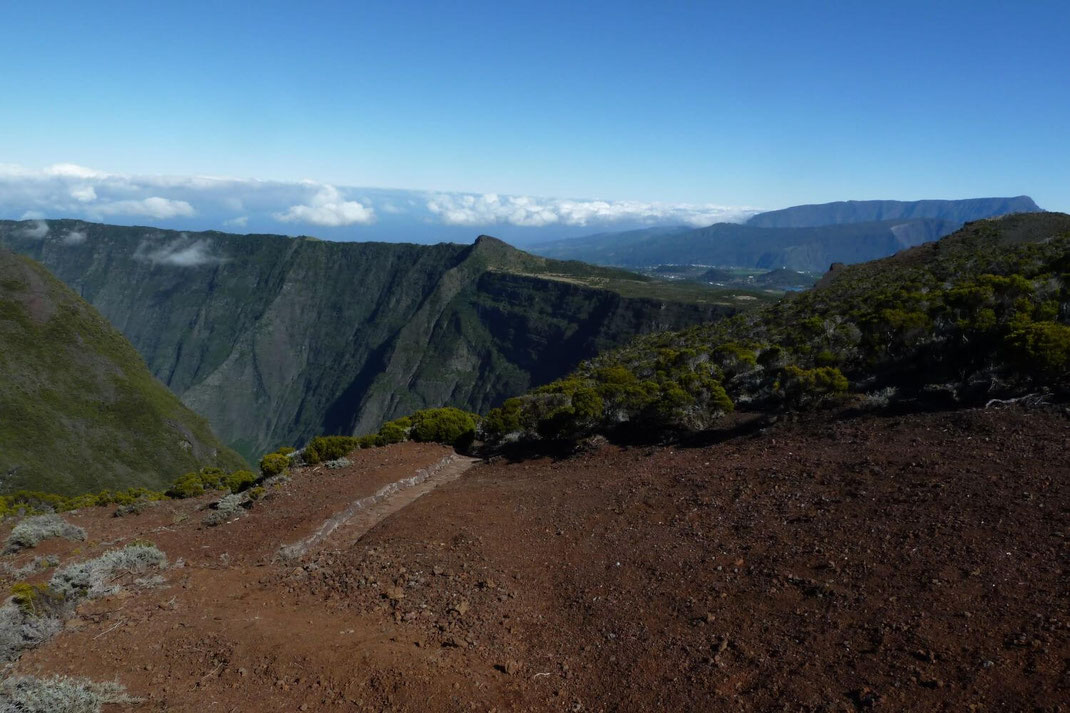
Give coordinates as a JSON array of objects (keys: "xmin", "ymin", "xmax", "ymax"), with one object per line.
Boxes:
[{"xmin": 278, "ymin": 454, "xmax": 479, "ymax": 559}]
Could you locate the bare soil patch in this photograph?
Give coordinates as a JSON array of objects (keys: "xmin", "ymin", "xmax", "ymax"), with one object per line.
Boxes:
[{"xmin": 6, "ymin": 407, "xmax": 1068, "ymax": 712}]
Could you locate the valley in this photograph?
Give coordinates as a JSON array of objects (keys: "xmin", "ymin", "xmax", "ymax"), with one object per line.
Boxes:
[{"xmin": 0, "ymin": 222, "xmax": 757, "ymax": 462}]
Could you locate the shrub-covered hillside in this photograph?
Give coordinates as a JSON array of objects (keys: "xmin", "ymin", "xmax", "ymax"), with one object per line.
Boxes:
[
  {"xmin": 0, "ymin": 248, "xmax": 246, "ymax": 494},
  {"xmin": 483, "ymin": 213, "xmax": 1070, "ymax": 444}
]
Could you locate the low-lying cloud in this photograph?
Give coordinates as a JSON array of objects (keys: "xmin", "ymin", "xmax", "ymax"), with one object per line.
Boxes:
[
  {"xmin": 134, "ymin": 237, "xmax": 227, "ymax": 267},
  {"xmin": 17, "ymin": 219, "xmax": 50, "ymax": 239},
  {"xmin": 61, "ymin": 229, "xmax": 87, "ymax": 245}
]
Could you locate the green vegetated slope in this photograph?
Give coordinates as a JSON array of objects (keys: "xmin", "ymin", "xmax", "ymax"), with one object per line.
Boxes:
[
  {"xmin": 0, "ymin": 248, "xmax": 245, "ymax": 495},
  {"xmin": 0, "ymin": 223, "xmax": 759, "ymax": 460},
  {"xmin": 532, "ymin": 196, "xmax": 1042, "ymax": 271},
  {"xmin": 482, "ymin": 212, "xmax": 1070, "ymax": 444}
]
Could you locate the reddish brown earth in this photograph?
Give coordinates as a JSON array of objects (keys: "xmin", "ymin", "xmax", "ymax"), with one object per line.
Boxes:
[{"xmin": 3, "ymin": 406, "xmax": 1068, "ymax": 712}]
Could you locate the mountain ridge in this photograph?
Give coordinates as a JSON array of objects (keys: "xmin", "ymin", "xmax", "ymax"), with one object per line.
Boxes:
[
  {"xmin": 532, "ymin": 196, "xmax": 1043, "ymax": 270},
  {"xmin": 746, "ymin": 195, "xmax": 1041, "ymax": 228}
]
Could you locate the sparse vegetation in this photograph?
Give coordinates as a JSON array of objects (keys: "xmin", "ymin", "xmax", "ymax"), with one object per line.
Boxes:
[
  {"xmin": 49, "ymin": 543, "xmax": 167, "ymax": 601},
  {"xmin": 3, "ymin": 514, "xmax": 86, "ymax": 554},
  {"xmin": 0, "ymin": 544, "xmax": 161, "ymax": 665},
  {"xmin": 0, "ymin": 674, "xmax": 135, "ymax": 713},
  {"xmin": 0, "ymin": 599, "xmax": 63, "ymax": 663},
  {"xmin": 203, "ymin": 492, "xmax": 249, "ymax": 527}
]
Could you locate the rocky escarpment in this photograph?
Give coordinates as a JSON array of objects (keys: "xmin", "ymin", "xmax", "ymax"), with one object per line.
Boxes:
[{"xmin": 1, "ymin": 223, "xmax": 739, "ymax": 459}]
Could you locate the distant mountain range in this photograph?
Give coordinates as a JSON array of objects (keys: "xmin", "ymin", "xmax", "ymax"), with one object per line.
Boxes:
[
  {"xmin": 532, "ymin": 196, "xmax": 1043, "ymax": 271},
  {"xmin": 0, "ymin": 221, "xmax": 752, "ymax": 461},
  {"xmin": 0, "ymin": 248, "xmax": 244, "ymax": 494},
  {"xmin": 745, "ymin": 196, "xmax": 1040, "ymax": 228}
]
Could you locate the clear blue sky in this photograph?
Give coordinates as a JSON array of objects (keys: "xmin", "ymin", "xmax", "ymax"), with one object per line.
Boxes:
[{"xmin": 1, "ymin": 0, "xmax": 1067, "ymax": 211}]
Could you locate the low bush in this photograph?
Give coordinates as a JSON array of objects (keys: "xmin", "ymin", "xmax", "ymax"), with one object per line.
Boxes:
[
  {"xmin": 4, "ymin": 515, "xmax": 86, "ymax": 554},
  {"xmin": 302, "ymin": 436, "xmax": 359, "ymax": 465},
  {"xmin": 0, "ymin": 675, "xmax": 135, "ymax": 713},
  {"xmin": 222, "ymin": 470, "xmax": 256, "ymax": 493},
  {"xmin": 779, "ymin": 366, "xmax": 849, "ymax": 407},
  {"xmin": 0, "ymin": 600, "xmax": 62, "ymax": 664},
  {"xmin": 408, "ymin": 407, "xmax": 479, "ymax": 448},
  {"xmin": 50, "ymin": 543, "xmax": 167, "ymax": 601},
  {"xmin": 258, "ymin": 452, "xmax": 290, "ymax": 478},
  {"xmin": 9, "ymin": 582, "xmax": 64, "ymax": 617},
  {"xmin": 203, "ymin": 493, "xmax": 248, "ymax": 527}
]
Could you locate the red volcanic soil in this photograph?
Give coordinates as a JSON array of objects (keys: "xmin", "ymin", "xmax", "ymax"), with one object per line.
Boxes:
[{"xmin": 4, "ymin": 406, "xmax": 1068, "ymax": 712}]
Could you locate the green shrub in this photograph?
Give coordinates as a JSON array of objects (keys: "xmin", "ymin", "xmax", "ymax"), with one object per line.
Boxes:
[
  {"xmin": 780, "ymin": 366, "xmax": 849, "ymax": 406},
  {"xmin": 166, "ymin": 472, "xmax": 206, "ymax": 499},
  {"xmin": 258, "ymin": 452, "xmax": 290, "ymax": 478},
  {"xmin": 303, "ymin": 436, "xmax": 359, "ymax": 465},
  {"xmin": 408, "ymin": 407, "xmax": 479, "ymax": 447},
  {"xmin": 222, "ymin": 470, "xmax": 256, "ymax": 493},
  {"xmin": 376, "ymin": 421, "xmax": 408, "ymax": 445},
  {"xmin": 1007, "ymin": 320, "xmax": 1070, "ymax": 378}
]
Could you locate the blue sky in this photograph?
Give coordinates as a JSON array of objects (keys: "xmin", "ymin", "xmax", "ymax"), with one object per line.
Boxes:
[{"xmin": 0, "ymin": 0, "xmax": 1066, "ymax": 241}]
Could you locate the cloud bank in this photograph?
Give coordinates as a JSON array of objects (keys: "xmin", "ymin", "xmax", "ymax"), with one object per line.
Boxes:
[
  {"xmin": 275, "ymin": 183, "xmax": 375, "ymax": 226},
  {"xmin": 0, "ymin": 163, "xmax": 757, "ymax": 243},
  {"xmin": 425, "ymin": 192, "xmax": 752, "ymax": 228}
]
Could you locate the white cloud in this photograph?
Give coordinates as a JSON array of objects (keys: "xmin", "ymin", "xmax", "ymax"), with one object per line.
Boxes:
[
  {"xmin": 70, "ymin": 184, "xmax": 97, "ymax": 202},
  {"xmin": 45, "ymin": 163, "xmax": 108, "ymax": 179},
  {"xmin": 18, "ymin": 219, "xmax": 50, "ymax": 239},
  {"xmin": 96, "ymin": 196, "xmax": 195, "ymax": 219},
  {"xmin": 135, "ymin": 237, "xmax": 226, "ymax": 267},
  {"xmin": 425, "ymin": 192, "xmax": 756, "ymax": 228},
  {"xmin": 274, "ymin": 184, "xmax": 376, "ymax": 226},
  {"xmin": 0, "ymin": 162, "xmax": 756, "ymax": 240},
  {"xmin": 61, "ymin": 229, "xmax": 87, "ymax": 245}
]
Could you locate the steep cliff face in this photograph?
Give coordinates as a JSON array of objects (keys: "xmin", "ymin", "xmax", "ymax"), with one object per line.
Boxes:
[
  {"xmin": 1, "ymin": 222, "xmax": 737, "ymax": 459},
  {"xmin": 0, "ymin": 247, "xmax": 245, "ymax": 494}
]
